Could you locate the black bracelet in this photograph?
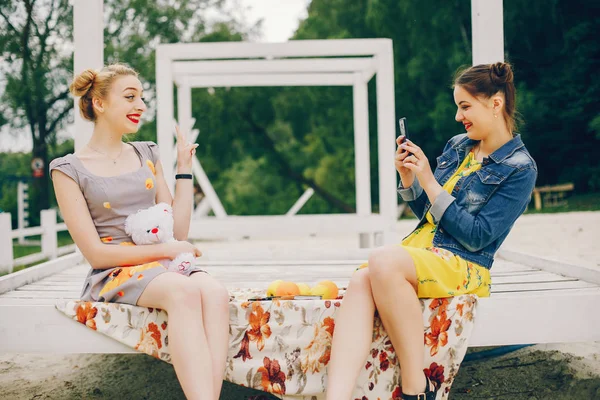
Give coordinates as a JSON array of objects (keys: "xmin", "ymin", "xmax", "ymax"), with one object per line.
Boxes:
[{"xmin": 175, "ymin": 173, "xmax": 193, "ymax": 180}]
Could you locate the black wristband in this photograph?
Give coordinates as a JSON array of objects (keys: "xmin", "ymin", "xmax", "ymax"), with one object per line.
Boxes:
[{"xmin": 175, "ymin": 173, "xmax": 193, "ymax": 180}]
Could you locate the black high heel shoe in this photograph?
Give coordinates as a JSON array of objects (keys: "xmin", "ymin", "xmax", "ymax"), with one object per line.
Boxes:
[{"xmin": 401, "ymin": 376, "xmax": 438, "ymax": 400}]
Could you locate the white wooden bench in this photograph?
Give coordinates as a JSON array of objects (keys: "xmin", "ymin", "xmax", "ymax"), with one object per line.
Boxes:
[{"xmin": 1, "ymin": 247, "xmax": 599, "ymax": 353}]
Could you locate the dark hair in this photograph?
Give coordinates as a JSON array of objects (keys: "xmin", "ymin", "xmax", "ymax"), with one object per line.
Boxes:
[
  {"xmin": 70, "ymin": 63, "xmax": 138, "ymax": 122},
  {"xmin": 454, "ymin": 62, "xmax": 517, "ymax": 133}
]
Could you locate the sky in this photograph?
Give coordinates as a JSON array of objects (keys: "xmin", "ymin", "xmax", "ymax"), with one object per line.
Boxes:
[
  {"xmin": 0, "ymin": 0, "xmax": 311, "ymax": 153},
  {"xmin": 240, "ymin": 0, "xmax": 310, "ymax": 42}
]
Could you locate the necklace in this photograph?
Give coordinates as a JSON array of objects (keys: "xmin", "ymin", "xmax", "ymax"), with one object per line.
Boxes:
[{"xmin": 87, "ymin": 143, "xmax": 124, "ymax": 165}]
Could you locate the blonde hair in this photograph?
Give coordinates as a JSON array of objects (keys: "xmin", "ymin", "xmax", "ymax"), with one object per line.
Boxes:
[{"xmin": 70, "ymin": 64, "xmax": 139, "ymax": 122}]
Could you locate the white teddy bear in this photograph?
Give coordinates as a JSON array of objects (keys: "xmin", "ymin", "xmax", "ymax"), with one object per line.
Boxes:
[{"xmin": 124, "ymin": 202, "xmax": 195, "ymax": 274}]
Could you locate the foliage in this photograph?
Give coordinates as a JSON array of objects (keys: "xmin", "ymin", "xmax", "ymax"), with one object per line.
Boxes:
[{"xmin": 1, "ymin": 0, "xmax": 598, "ymax": 220}]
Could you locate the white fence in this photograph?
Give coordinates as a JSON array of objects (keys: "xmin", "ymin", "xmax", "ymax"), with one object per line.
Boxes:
[{"xmin": 0, "ymin": 209, "xmax": 76, "ymax": 274}]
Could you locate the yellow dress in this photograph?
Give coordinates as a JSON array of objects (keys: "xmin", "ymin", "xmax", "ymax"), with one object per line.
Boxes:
[{"xmin": 361, "ymin": 150, "xmax": 492, "ymax": 298}]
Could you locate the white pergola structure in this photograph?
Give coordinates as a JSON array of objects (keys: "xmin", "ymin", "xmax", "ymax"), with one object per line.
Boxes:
[
  {"xmin": 7, "ymin": 0, "xmax": 598, "ymax": 362},
  {"xmin": 155, "ymin": 39, "xmax": 396, "ymax": 245},
  {"xmin": 72, "ymin": 0, "xmax": 505, "ymax": 246}
]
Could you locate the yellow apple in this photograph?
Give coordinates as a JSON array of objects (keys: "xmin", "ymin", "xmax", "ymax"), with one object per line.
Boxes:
[
  {"xmin": 297, "ymin": 283, "xmax": 311, "ymax": 296},
  {"xmin": 317, "ymin": 280, "xmax": 339, "ymax": 299},
  {"xmin": 266, "ymin": 280, "xmax": 283, "ymax": 297},
  {"xmin": 310, "ymin": 284, "xmax": 328, "ymax": 298},
  {"xmin": 275, "ymin": 281, "xmax": 300, "ymax": 297}
]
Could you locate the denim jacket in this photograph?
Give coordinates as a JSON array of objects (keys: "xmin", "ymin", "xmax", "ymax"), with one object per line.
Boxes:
[{"xmin": 398, "ymin": 133, "xmax": 537, "ymax": 269}]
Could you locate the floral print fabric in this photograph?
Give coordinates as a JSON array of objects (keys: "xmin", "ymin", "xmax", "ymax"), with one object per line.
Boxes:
[{"xmin": 56, "ymin": 288, "xmax": 478, "ymax": 399}]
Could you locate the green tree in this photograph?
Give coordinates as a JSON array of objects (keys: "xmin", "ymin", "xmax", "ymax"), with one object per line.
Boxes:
[
  {"xmin": 0, "ymin": 0, "xmax": 237, "ymax": 224},
  {"xmin": 0, "ymin": 0, "xmax": 73, "ymax": 225}
]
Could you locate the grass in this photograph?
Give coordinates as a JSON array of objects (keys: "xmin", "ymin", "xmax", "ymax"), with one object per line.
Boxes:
[
  {"xmin": 524, "ymin": 192, "xmax": 600, "ymax": 214},
  {"xmin": 0, "ymin": 231, "xmax": 75, "ymax": 277},
  {"xmin": 12, "ymin": 230, "xmax": 74, "ymax": 258}
]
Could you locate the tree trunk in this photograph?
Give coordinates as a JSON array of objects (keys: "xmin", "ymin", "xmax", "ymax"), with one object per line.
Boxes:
[{"xmin": 29, "ymin": 134, "xmax": 50, "ymax": 226}]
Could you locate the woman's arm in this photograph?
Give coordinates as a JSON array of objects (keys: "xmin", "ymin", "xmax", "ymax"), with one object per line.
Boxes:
[
  {"xmin": 154, "ymin": 160, "xmax": 194, "ymax": 241},
  {"xmin": 154, "ymin": 125, "xmax": 199, "ymax": 241},
  {"xmin": 434, "ymin": 167, "xmax": 537, "ymax": 252},
  {"xmin": 52, "ymin": 170, "xmax": 171, "ymax": 269},
  {"xmin": 397, "ymin": 179, "xmax": 429, "ymax": 220}
]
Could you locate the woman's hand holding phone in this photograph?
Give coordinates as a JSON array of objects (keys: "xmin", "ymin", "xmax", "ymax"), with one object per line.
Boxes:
[
  {"xmin": 400, "ymin": 140, "xmax": 435, "ymax": 186},
  {"xmin": 395, "ymin": 135, "xmax": 415, "ymax": 188}
]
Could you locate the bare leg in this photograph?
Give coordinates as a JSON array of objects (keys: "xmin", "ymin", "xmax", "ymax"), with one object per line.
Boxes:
[
  {"xmin": 326, "ymin": 269, "xmax": 376, "ymax": 400},
  {"xmin": 137, "ymin": 272, "xmax": 215, "ymax": 400},
  {"xmin": 368, "ymin": 246, "xmax": 427, "ymax": 395},
  {"xmin": 190, "ymin": 272, "xmax": 230, "ymax": 397}
]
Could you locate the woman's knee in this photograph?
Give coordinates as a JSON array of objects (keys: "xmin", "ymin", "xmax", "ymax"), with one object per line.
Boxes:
[
  {"xmin": 368, "ymin": 246, "xmax": 415, "ymax": 282},
  {"xmin": 137, "ymin": 273, "xmax": 202, "ymax": 310},
  {"xmin": 348, "ymin": 267, "xmax": 371, "ymax": 292},
  {"xmin": 168, "ymin": 279, "xmax": 203, "ymax": 309},
  {"xmin": 193, "ymin": 274, "xmax": 230, "ymax": 308}
]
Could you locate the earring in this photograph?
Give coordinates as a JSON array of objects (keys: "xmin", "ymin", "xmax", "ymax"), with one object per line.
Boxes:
[{"xmin": 494, "ymin": 114, "xmax": 498, "ymax": 118}]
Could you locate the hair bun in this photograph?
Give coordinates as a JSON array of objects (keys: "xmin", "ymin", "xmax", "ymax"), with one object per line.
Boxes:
[
  {"xmin": 490, "ymin": 62, "xmax": 513, "ymax": 86},
  {"xmin": 69, "ymin": 69, "xmax": 97, "ymax": 97}
]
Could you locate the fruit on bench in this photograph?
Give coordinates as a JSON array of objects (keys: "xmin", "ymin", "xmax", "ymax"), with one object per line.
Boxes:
[
  {"xmin": 297, "ymin": 283, "xmax": 311, "ymax": 296},
  {"xmin": 309, "ymin": 284, "xmax": 328, "ymax": 298},
  {"xmin": 266, "ymin": 280, "xmax": 283, "ymax": 297},
  {"xmin": 275, "ymin": 281, "xmax": 301, "ymax": 297},
  {"xmin": 266, "ymin": 280, "xmax": 339, "ymax": 299},
  {"xmin": 314, "ymin": 280, "xmax": 339, "ymax": 299}
]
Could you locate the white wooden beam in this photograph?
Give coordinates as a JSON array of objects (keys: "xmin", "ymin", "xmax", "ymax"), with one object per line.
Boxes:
[
  {"xmin": 176, "ymin": 83, "xmax": 192, "ymax": 136},
  {"xmin": 353, "ymin": 75, "xmax": 373, "ymax": 248},
  {"xmin": 191, "ymin": 156, "xmax": 227, "ymax": 218},
  {"xmin": 156, "ymin": 49, "xmax": 176, "ymax": 193},
  {"xmin": 0, "ymin": 253, "xmax": 83, "ymax": 295},
  {"xmin": 353, "ymin": 76, "xmax": 372, "ymax": 219},
  {"xmin": 471, "ymin": 0, "xmax": 504, "ymax": 64},
  {"xmin": 184, "ymin": 73, "xmax": 356, "ymax": 88},
  {"xmin": 73, "ymin": 0, "xmax": 103, "ymax": 152},
  {"xmin": 498, "ymin": 248, "xmax": 600, "ymax": 285},
  {"xmin": 0, "ymin": 305, "xmax": 137, "ymax": 354},
  {"xmin": 192, "ymin": 197, "xmax": 212, "ymax": 219},
  {"xmin": 0, "ymin": 212, "xmax": 14, "ymax": 274},
  {"xmin": 286, "ymin": 188, "xmax": 315, "ymax": 216},
  {"xmin": 374, "ymin": 45, "xmax": 398, "ymax": 245},
  {"xmin": 17, "ymin": 181, "xmax": 28, "ymax": 244},
  {"xmin": 40, "ymin": 209, "xmax": 58, "ymax": 260},
  {"xmin": 471, "ymin": 290, "xmax": 600, "ymax": 346},
  {"xmin": 172, "ymin": 58, "xmax": 375, "ymax": 75},
  {"xmin": 158, "ymin": 38, "xmax": 392, "ymax": 61}
]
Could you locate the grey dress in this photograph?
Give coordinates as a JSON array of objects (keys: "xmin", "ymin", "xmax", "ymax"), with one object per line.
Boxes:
[{"xmin": 49, "ymin": 141, "xmax": 204, "ymax": 305}]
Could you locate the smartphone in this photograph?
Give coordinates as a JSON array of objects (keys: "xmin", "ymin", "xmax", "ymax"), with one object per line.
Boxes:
[
  {"xmin": 398, "ymin": 117, "xmax": 411, "ymax": 156},
  {"xmin": 398, "ymin": 117, "xmax": 409, "ymax": 142}
]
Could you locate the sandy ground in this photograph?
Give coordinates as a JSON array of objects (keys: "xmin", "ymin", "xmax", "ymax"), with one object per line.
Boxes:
[{"xmin": 1, "ymin": 211, "xmax": 599, "ymax": 399}]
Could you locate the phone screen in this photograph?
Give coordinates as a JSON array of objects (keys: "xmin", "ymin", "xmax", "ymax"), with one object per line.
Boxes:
[{"xmin": 398, "ymin": 117, "xmax": 409, "ymax": 141}]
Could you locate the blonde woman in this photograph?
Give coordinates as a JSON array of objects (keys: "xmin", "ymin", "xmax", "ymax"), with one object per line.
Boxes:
[{"xmin": 50, "ymin": 64, "xmax": 228, "ymax": 400}]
